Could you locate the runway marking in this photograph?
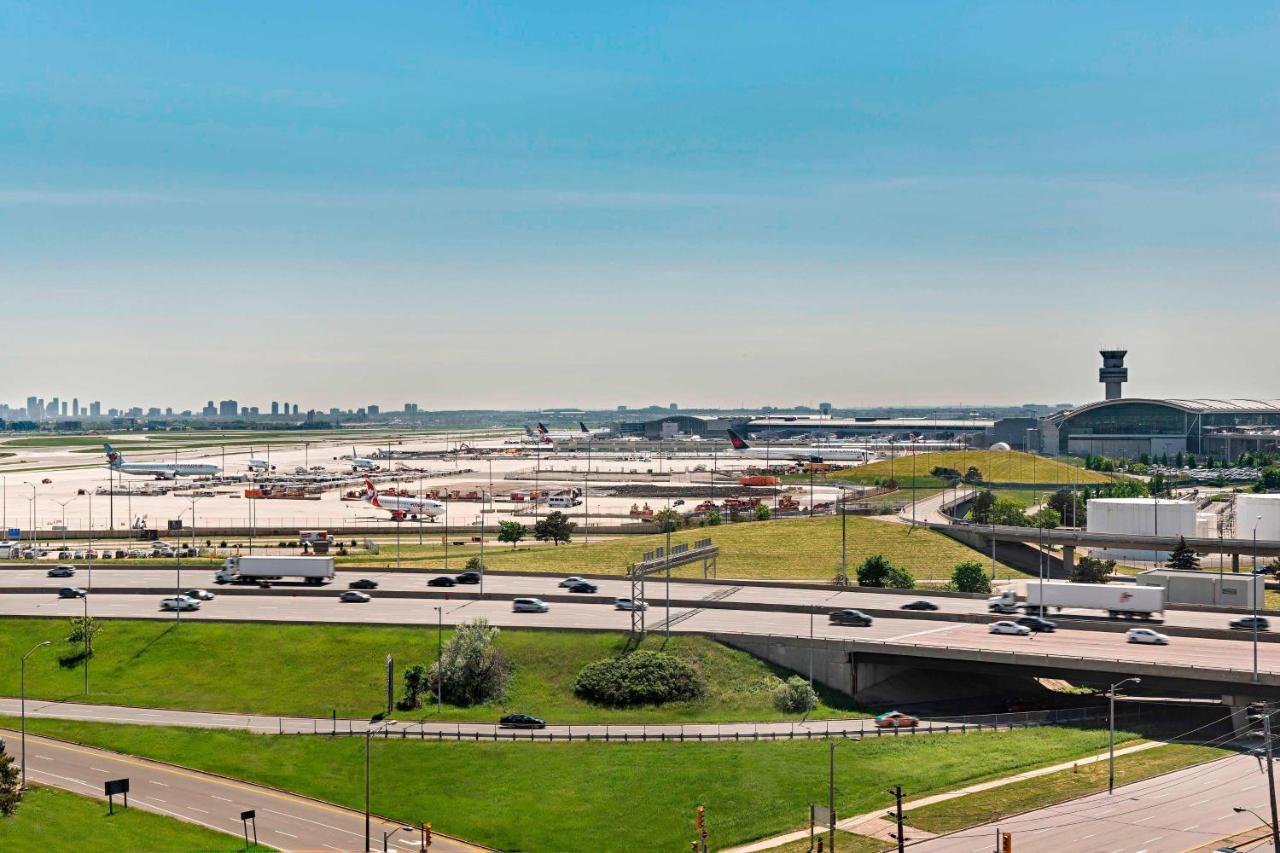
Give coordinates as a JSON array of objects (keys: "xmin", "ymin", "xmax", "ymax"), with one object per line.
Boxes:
[{"xmin": 212, "ymin": 795, "xmax": 233, "ymax": 802}]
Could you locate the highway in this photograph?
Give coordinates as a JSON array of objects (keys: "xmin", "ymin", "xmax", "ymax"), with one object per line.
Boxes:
[
  {"xmin": 2, "ymin": 728, "xmax": 474, "ymax": 852},
  {"xmin": 911, "ymin": 754, "xmax": 1274, "ymax": 853}
]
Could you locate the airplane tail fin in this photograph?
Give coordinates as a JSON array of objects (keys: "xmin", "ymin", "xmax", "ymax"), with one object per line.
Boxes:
[
  {"xmin": 363, "ymin": 478, "xmax": 381, "ymax": 507},
  {"xmin": 536, "ymin": 423, "xmax": 549, "ymax": 435},
  {"xmin": 726, "ymin": 429, "xmax": 750, "ymax": 450},
  {"xmin": 580, "ymin": 421, "xmax": 590, "ymax": 433},
  {"xmin": 104, "ymin": 443, "xmax": 123, "ymax": 466}
]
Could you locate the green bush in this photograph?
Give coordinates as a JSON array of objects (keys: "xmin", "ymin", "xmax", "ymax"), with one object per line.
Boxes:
[
  {"xmin": 573, "ymin": 651, "xmax": 707, "ymax": 707},
  {"xmin": 772, "ymin": 676, "xmax": 818, "ymax": 714},
  {"xmin": 429, "ymin": 619, "xmax": 510, "ymax": 706},
  {"xmin": 950, "ymin": 561, "xmax": 991, "ymax": 594}
]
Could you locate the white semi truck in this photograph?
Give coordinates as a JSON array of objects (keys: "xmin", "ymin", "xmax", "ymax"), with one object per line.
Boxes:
[
  {"xmin": 214, "ymin": 555, "xmax": 335, "ymax": 586},
  {"xmin": 988, "ymin": 583, "xmax": 1164, "ymax": 619}
]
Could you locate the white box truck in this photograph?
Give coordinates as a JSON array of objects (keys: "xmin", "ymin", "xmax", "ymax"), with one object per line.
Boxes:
[
  {"xmin": 214, "ymin": 555, "xmax": 335, "ymax": 586},
  {"xmin": 1025, "ymin": 582, "xmax": 1163, "ymax": 619}
]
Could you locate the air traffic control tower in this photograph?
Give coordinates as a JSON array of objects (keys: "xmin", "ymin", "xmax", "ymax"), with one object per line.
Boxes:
[{"xmin": 1099, "ymin": 349, "xmax": 1128, "ymax": 400}]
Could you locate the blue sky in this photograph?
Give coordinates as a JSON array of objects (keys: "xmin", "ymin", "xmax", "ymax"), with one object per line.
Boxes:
[{"xmin": 2, "ymin": 2, "xmax": 1277, "ymax": 409}]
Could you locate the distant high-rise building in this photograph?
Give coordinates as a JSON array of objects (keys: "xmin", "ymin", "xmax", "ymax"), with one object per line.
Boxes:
[
  {"xmin": 669, "ymin": 402, "xmax": 678, "ymax": 411},
  {"xmin": 147, "ymin": 407, "xmax": 161, "ymax": 417},
  {"xmin": 404, "ymin": 403, "xmax": 418, "ymax": 415},
  {"xmin": 60, "ymin": 401, "xmax": 68, "ymax": 417},
  {"xmin": 617, "ymin": 405, "xmax": 628, "ymax": 412},
  {"xmin": 72, "ymin": 398, "xmax": 79, "ymax": 416},
  {"xmin": 89, "ymin": 401, "xmax": 101, "ymax": 418},
  {"xmin": 292, "ymin": 403, "xmax": 299, "ymax": 416},
  {"xmin": 271, "ymin": 401, "xmax": 279, "ymax": 416},
  {"xmin": 26, "ymin": 396, "xmax": 39, "ymax": 419},
  {"xmin": 165, "ymin": 407, "xmax": 173, "ymax": 416},
  {"xmin": 202, "ymin": 400, "xmax": 216, "ymax": 418},
  {"xmin": 48, "ymin": 398, "xmax": 59, "ymax": 417},
  {"xmin": 218, "ymin": 400, "xmax": 238, "ymax": 417},
  {"xmin": 368, "ymin": 405, "xmax": 380, "ymax": 417}
]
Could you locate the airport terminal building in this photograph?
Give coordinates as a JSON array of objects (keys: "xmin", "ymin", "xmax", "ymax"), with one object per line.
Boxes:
[{"xmin": 1039, "ymin": 398, "xmax": 1280, "ymax": 459}]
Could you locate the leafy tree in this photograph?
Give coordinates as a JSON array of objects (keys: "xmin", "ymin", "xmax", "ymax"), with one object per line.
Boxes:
[
  {"xmin": 497, "ymin": 520, "xmax": 527, "ymax": 548},
  {"xmin": 754, "ymin": 503, "xmax": 773, "ymax": 521},
  {"xmin": 429, "ymin": 619, "xmax": 511, "ymax": 706},
  {"xmin": 963, "ymin": 466, "xmax": 984, "ymax": 483},
  {"xmin": 969, "ymin": 490, "xmax": 996, "ymax": 524},
  {"xmin": 573, "ymin": 651, "xmax": 706, "ymax": 707},
  {"xmin": 931, "ymin": 466, "xmax": 962, "ymax": 480},
  {"xmin": 1029, "ymin": 507, "xmax": 1061, "ymax": 529},
  {"xmin": 1165, "ymin": 536, "xmax": 1201, "ymax": 571},
  {"xmin": 66, "ymin": 616, "xmax": 103, "ymax": 656},
  {"xmin": 533, "ymin": 511, "xmax": 577, "ymax": 545},
  {"xmin": 1260, "ymin": 467, "xmax": 1280, "ymax": 491},
  {"xmin": 990, "ymin": 499, "xmax": 1030, "ymax": 527},
  {"xmin": 1104, "ymin": 478, "xmax": 1149, "ymax": 498},
  {"xmin": 464, "ymin": 555, "xmax": 484, "ymax": 571},
  {"xmin": 1149, "ymin": 471, "xmax": 1167, "ymax": 496},
  {"xmin": 653, "ymin": 508, "xmax": 681, "ymax": 532},
  {"xmin": 1070, "ymin": 555, "xmax": 1114, "ymax": 584},
  {"xmin": 855, "ymin": 554, "xmax": 915, "ymax": 589},
  {"xmin": 950, "ymin": 560, "xmax": 991, "ymax": 594},
  {"xmin": 704, "ymin": 509, "xmax": 722, "ymax": 526},
  {"xmin": 772, "ymin": 675, "xmax": 819, "ymax": 714},
  {"xmin": 0, "ymin": 750, "xmax": 20, "ymax": 816},
  {"xmin": 1186, "ymin": 453, "xmax": 1197, "ymax": 468},
  {"xmin": 1174, "ymin": 451, "xmax": 1185, "ymax": 469},
  {"xmin": 1047, "ymin": 489, "xmax": 1086, "ymax": 526},
  {"xmin": 398, "ymin": 663, "xmax": 429, "ymax": 710}
]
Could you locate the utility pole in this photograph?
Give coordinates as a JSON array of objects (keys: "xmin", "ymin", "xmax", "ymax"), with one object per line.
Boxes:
[
  {"xmin": 1267, "ymin": 709, "xmax": 1280, "ymax": 853},
  {"xmin": 888, "ymin": 785, "xmax": 905, "ymax": 853}
]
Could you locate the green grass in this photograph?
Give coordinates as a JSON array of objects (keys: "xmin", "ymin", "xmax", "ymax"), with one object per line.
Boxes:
[
  {"xmin": 1, "ymin": 618, "xmax": 863, "ymax": 722},
  {"xmin": 0, "ymin": 784, "xmax": 264, "ymax": 852},
  {"xmin": 903, "ymin": 743, "xmax": 1228, "ymax": 834},
  {"xmin": 760, "ymin": 833, "xmax": 888, "ymax": 853},
  {"xmin": 1, "ymin": 717, "xmax": 1139, "ymax": 852},
  {"xmin": 821, "ymin": 451, "xmax": 1112, "ymax": 487}
]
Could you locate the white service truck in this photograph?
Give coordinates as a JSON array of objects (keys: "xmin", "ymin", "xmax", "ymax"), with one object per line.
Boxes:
[
  {"xmin": 214, "ymin": 555, "xmax": 335, "ymax": 586},
  {"xmin": 988, "ymin": 583, "xmax": 1163, "ymax": 619}
]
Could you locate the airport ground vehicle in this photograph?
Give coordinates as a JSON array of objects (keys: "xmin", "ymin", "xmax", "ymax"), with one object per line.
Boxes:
[
  {"xmin": 874, "ymin": 711, "xmax": 919, "ymax": 728},
  {"xmin": 900, "ymin": 600, "xmax": 938, "ymax": 611},
  {"xmin": 1126, "ymin": 628, "xmax": 1169, "ymax": 645},
  {"xmin": 499, "ymin": 714, "xmax": 545, "ymax": 729},
  {"xmin": 828, "ymin": 609, "xmax": 874, "ymax": 627},
  {"xmin": 160, "ymin": 596, "xmax": 200, "ymax": 611},
  {"xmin": 614, "ymin": 597, "xmax": 648, "ymax": 611},
  {"xmin": 988, "ymin": 583, "xmax": 1164, "ymax": 619},
  {"xmin": 513, "ymin": 598, "xmax": 549, "ymax": 613},
  {"xmin": 427, "ymin": 576, "xmax": 456, "ymax": 587},
  {"xmin": 47, "ymin": 565, "xmax": 76, "ymax": 578},
  {"xmin": 214, "ymin": 556, "xmax": 335, "ymax": 585},
  {"xmin": 340, "ymin": 591, "xmax": 371, "ymax": 603},
  {"xmin": 989, "ymin": 620, "xmax": 1031, "ymax": 636}
]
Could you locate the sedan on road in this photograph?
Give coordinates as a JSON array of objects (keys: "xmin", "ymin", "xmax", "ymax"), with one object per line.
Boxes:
[
  {"xmin": 47, "ymin": 565, "xmax": 76, "ymax": 578},
  {"xmin": 455, "ymin": 571, "xmax": 481, "ymax": 585},
  {"xmin": 1126, "ymin": 628, "xmax": 1169, "ymax": 645},
  {"xmin": 427, "ymin": 576, "xmax": 457, "ymax": 587},
  {"xmin": 828, "ymin": 609, "xmax": 874, "ymax": 627},
  {"xmin": 1230, "ymin": 616, "xmax": 1270, "ymax": 632},
  {"xmin": 183, "ymin": 589, "xmax": 216, "ymax": 601},
  {"xmin": 1015, "ymin": 616, "xmax": 1057, "ymax": 633},
  {"xmin": 874, "ymin": 711, "xmax": 920, "ymax": 729},
  {"xmin": 513, "ymin": 598, "xmax": 549, "ymax": 613},
  {"xmin": 160, "ymin": 596, "xmax": 200, "ymax": 611},
  {"xmin": 499, "ymin": 713, "xmax": 546, "ymax": 729},
  {"xmin": 614, "ymin": 597, "xmax": 648, "ymax": 611},
  {"xmin": 567, "ymin": 581, "xmax": 598, "ymax": 594},
  {"xmin": 348, "ymin": 578, "xmax": 379, "ymax": 590},
  {"xmin": 989, "ymin": 620, "xmax": 1031, "ymax": 636},
  {"xmin": 900, "ymin": 600, "xmax": 939, "ymax": 611},
  {"xmin": 558, "ymin": 576, "xmax": 585, "ymax": 588},
  {"xmin": 340, "ymin": 591, "xmax": 372, "ymax": 603},
  {"xmin": 58, "ymin": 587, "xmax": 87, "ymax": 599}
]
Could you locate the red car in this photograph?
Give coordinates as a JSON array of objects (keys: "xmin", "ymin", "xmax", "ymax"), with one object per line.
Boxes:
[{"xmin": 874, "ymin": 711, "xmax": 920, "ymax": 729}]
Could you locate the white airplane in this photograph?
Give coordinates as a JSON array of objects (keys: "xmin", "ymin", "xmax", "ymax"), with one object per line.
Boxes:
[
  {"xmin": 578, "ymin": 421, "xmax": 611, "ymax": 439},
  {"xmin": 349, "ymin": 447, "xmax": 378, "ymax": 471},
  {"xmin": 103, "ymin": 444, "xmax": 221, "ymax": 480},
  {"xmin": 360, "ymin": 478, "xmax": 444, "ymax": 521},
  {"xmin": 536, "ymin": 422, "xmax": 581, "ymax": 442},
  {"xmin": 246, "ymin": 449, "xmax": 271, "ymax": 473},
  {"xmin": 725, "ymin": 430, "xmax": 873, "ymax": 463}
]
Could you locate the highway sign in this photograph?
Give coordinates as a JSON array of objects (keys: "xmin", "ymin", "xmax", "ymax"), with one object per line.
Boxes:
[{"xmin": 6, "ymin": 528, "xmax": 19, "ymax": 540}]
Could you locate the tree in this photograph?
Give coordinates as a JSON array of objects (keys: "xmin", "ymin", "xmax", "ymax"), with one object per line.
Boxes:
[
  {"xmin": 1029, "ymin": 507, "xmax": 1061, "ymax": 530},
  {"xmin": 653, "ymin": 508, "xmax": 681, "ymax": 532},
  {"xmin": 704, "ymin": 509, "xmax": 722, "ymax": 526},
  {"xmin": 990, "ymin": 499, "xmax": 1030, "ymax": 527},
  {"xmin": 399, "ymin": 663, "xmax": 429, "ymax": 710},
  {"xmin": 754, "ymin": 503, "xmax": 772, "ymax": 521},
  {"xmin": 0, "ymin": 750, "xmax": 20, "ymax": 816},
  {"xmin": 969, "ymin": 491, "xmax": 996, "ymax": 524},
  {"xmin": 1165, "ymin": 536, "xmax": 1201, "ymax": 571},
  {"xmin": 533, "ymin": 511, "xmax": 577, "ymax": 546},
  {"xmin": 429, "ymin": 618, "xmax": 511, "ymax": 706},
  {"xmin": 464, "ymin": 555, "xmax": 484, "ymax": 571},
  {"xmin": 772, "ymin": 676, "xmax": 819, "ymax": 714},
  {"xmin": 1260, "ymin": 467, "xmax": 1280, "ymax": 491},
  {"xmin": 855, "ymin": 554, "xmax": 915, "ymax": 589},
  {"xmin": 1149, "ymin": 471, "xmax": 1167, "ymax": 496},
  {"xmin": 950, "ymin": 560, "xmax": 991, "ymax": 594},
  {"xmin": 1047, "ymin": 489, "xmax": 1086, "ymax": 527},
  {"xmin": 66, "ymin": 615, "xmax": 103, "ymax": 657},
  {"xmin": 496, "ymin": 520, "xmax": 527, "ymax": 548},
  {"xmin": 963, "ymin": 466, "xmax": 984, "ymax": 483},
  {"xmin": 1070, "ymin": 555, "xmax": 1114, "ymax": 584}
]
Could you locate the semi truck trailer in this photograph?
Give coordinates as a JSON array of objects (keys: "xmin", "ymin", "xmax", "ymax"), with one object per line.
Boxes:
[
  {"xmin": 988, "ymin": 583, "xmax": 1164, "ymax": 619},
  {"xmin": 214, "ymin": 555, "xmax": 335, "ymax": 585}
]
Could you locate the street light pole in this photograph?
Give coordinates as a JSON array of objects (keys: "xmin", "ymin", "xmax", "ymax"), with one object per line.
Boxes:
[
  {"xmin": 21, "ymin": 640, "xmax": 52, "ymax": 789},
  {"xmin": 365, "ymin": 720, "xmax": 395, "ymax": 851},
  {"xmin": 435, "ymin": 606, "xmax": 443, "ymax": 715},
  {"xmin": 1108, "ymin": 677, "xmax": 1140, "ymax": 793}
]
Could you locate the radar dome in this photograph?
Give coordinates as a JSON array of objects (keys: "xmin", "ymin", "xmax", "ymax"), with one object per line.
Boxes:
[{"xmin": 990, "ymin": 442, "xmax": 1012, "ymax": 451}]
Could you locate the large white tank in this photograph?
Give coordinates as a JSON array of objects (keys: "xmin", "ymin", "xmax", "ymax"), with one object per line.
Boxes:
[
  {"xmin": 1086, "ymin": 498, "xmax": 1197, "ymax": 562},
  {"xmin": 1236, "ymin": 494, "xmax": 1280, "ymax": 542},
  {"xmin": 1196, "ymin": 512, "xmax": 1219, "ymax": 539}
]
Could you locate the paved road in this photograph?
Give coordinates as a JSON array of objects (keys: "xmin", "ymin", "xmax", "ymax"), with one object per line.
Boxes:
[
  {"xmin": 910, "ymin": 754, "xmax": 1274, "ymax": 853},
  {"xmin": 2, "ymin": 728, "xmax": 474, "ymax": 852}
]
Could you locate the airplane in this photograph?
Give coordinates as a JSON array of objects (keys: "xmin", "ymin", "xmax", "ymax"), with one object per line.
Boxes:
[
  {"xmin": 536, "ymin": 422, "xmax": 581, "ymax": 442},
  {"xmin": 246, "ymin": 448, "xmax": 271, "ymax": 473},
  {"xmin": 103, "ymin": 444, "xmax": 221, "ymax": 480},
  {"xmin": 724, "ymin": 430, "xmax": 873, "ymax": 463},
  {"xmin": 359, "ymin": 478, "xmax": 444, "ymax": 521},
  {"xmin": 578, "ymin": 421, "xmax": 611, "ymax": 439},
  {"xmin": 349, "ymin": 447, "xmax": 378, "ymax": 471},
  {"xmin": 515, "ymin": 426, "xmax": 552, "ymax": 445}
]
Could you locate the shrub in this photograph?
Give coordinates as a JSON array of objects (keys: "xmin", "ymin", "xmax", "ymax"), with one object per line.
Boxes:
[
  {"xmin": 429, "ymin": 619, "xmax": 511, "ymax": 706},
  {"xmin": 573, "ymin": 650, "xmax": 706, "ymax": 707},
  {"xmin": 465, "ymin": 556, "xmax": 484, "ymax": 571},
  {"xmin": 754, "ymin": 503, "xmax": 772, "ymax": 521},
  {"xmin": 855, "ymin": 554, "xmax": 915, "ymax": 589},
  {"xmin": 950, "ymin": 561, "xmax": 991, "ymax": 594},
  {"xmin": 772, "ymin": 676, "xmax": 818, "ymax": 714},
  {"xmin": 704, "ymin": 509, "xmax": 722, "ymax": 526}
]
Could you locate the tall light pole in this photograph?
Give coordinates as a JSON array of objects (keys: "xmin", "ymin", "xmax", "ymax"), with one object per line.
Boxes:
[
  {"xmin": 85, "ymin": 493, "xmax": 94, "ymax": 695},
  {"xmin": 434, "ymin": 606, "xmax": 444, "ymax": 715},
  {"xmin": 53, "ymin": 496, "xmax": 77, "ymax": 549},
  {"xmin": 364, "ymin": 719, "xmax": 396, "ymax": 851},
  {"xmin": 21, "ymin": 640, "xmax": 52, "ymax": 789},
  {"xmin": 23, "ymin": 482, "xmax": 36, "ymax": 549},
  {"xmin": 1254, "ymin": 516, "xmax": 1264, "ymax": 683},
  {"xmin": 826, "ymin": 735, "xmax": 860, "ymax": 852},
  {"xmin": 1108, "ymin": 676, "xmax": 1140, "ymax": 793}
]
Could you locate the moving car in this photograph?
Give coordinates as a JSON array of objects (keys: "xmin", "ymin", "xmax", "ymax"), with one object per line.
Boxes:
[
  {"xmin": 340, "ymin": 591, "xmax": 372, "ymax": 603},
  {"xmin": 567, "ymin": 581, "xmax": 598, "ymax": 594},
  {"xmin": 47, "ymin": 565, "xmax": 76, "ymax": 578},
  {"xmin": 900, "ymin": 600, "xmax": 939, "ymax": 611},
  {"xmin": 1126, "ymin": 628, "xmax": 1169, "ymax": 645},
  {"xmin": 1015, "ymin": 615, "xmax": 1057, "ymax": 633},
  {"xmin": 499, "ymin": 713, "xmax": 546, "ymax": 729},
  {"xmin": 348, "ymin": 578, "xmax": 379, "ymax": 590},
  {"xmin": 828, "ymin": 609, "xmax": 874, "ymax": 627},
  {"xmin": 160, "ymin": 596, "xmax": 200, "ymax": 611},
  {"xmin": 455, "ymin": 571, "xmax": 481, "ymax": 585},
  {"xmin": 183, "ymin": 589, "xmax": 216, "ymax": 601},
  {"xmin": 513, "ymin": 598, "xmax": 549, "ymax": 613},
  {"xmin": 58, "ymin": 587, "xmax": 87, "ymax": 599},
  {"xmin": 427, "ymin": 576, "xmax": 457, "ymax": 587},
  {"xmin": 614, "ymin": 597, "xmax": 648, "ymax": 611},
  {"xmin": 989, "ymin": 620, "xmax": 1031, "ymax": 636},
  {"xmin": 874, "ymin": 711, "xmax": 920, "ymax": 729},
  {"xmin": 1230, "ymin": 616, "xmax": 1270, "ymax": 632},
  {"xmin": 558, "ymin": 576, "xmax": 585, "ymax": 588}
]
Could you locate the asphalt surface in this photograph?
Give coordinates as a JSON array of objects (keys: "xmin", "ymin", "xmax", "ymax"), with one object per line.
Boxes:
[
  {"xmin": 910, "ymin": 753, "xmax": 1275, "ymax": 853},
  {"xmin": 2, "ymin": 728, "xmax": 474, "ymax": 852}
]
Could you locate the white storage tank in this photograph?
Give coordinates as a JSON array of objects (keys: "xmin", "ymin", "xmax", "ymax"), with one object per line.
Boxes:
[
  {"xmin": 1196, "ymin": 512, "xmax": 1220, "ymax": 539},
  {"xmin": 1086, "ymin": 497, "xmax": 1197, "ymax": 562},
  {"xmin": 1236, "ymin": 494, "xmax": 1280, "ymax": 542}
]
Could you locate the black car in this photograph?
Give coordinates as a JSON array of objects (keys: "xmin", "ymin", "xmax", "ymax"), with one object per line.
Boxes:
[
  {"xmin": 427, "ymin": 576, "xmax": 457, "ymax": 587},
  {"xmin": 58, "ymin": 587, "xmax": 87, "ymax": 599},
  {"xmin": 567, "ymin": 581, "xmax": 598, "ymax": 594},
  {"xmin": 348, "ymin": 578, "xmax": 379, "ymax": 590},
  {"xmin": 1015, "ymin": 615, "xmax": 1057, "ymax": 633},
  {"xmin": 455, "ymin": 571, "xmax": 481, "ymax": 585},
  {"xmin": 900, "ymin": 600, "xmax": 939, "ymax": 611},
  {"xmin": 1230, "ymin": 616, "xmax": 1270, "ymax": 631},
  {"xmin": 828, "ymin": 609, "xmax": 873, "ymax": 627},
  {"xmin": 499, "ymin": 713, "xmax": 546, "ymax": 729}
]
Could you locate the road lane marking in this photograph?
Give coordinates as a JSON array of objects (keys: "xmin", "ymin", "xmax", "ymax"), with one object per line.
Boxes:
[
  {"xmin": 151, "ymin": 780, "xmax": 169, "ymax": 787},
  {"xmin": 886, "ymin": 623, "xmax": 966, "ymax": 641},
  {"xmin": 274, "ymin": 830, "xmax": 298, "ymax": 839}
]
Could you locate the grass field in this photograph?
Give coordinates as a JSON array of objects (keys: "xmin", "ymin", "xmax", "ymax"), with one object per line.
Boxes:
[
  {"xmin": 903, "ymin": 743, "xmax": 1228, "ymax": 834},
  {"xmin": 2, "ymin": 717, "xmax": 1139, "ymax": 852},
  {"xmin": 1, "ymin": 619, "xmax": 863, "ymax": 722},
  {"xmin": 0, "ymin": 785, "xmax": 261, "ymax": 852},
  {"xmin": 761, "ymin": 833, "xmax": 888, "ymax": 853},
  {"xmin": 819, "ymin": 451, "xmax": 1112, "ymax": 487}
]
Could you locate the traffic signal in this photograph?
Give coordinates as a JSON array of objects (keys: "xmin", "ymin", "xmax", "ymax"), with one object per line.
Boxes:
[
  {"xmin": 696, "ymin": 805, "xmax": 705, "ymax": 833},
  {"xmin": 1248, "ymin": 702, "xmax": 1270, "ymax": 739},
  {"xmin": 423, "ymin": 821, "xmax": 432, "ymax": 849},
  {"xmin": 1001, "ymin": 830, "xmax": 1012, "ymax": 853}
]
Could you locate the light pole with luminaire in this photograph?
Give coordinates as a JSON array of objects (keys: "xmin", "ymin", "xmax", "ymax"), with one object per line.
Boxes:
[
  {"xmin": 1108, "ymin": 676, "xmax": 1140, "ymax": 793},
  {"xmin": 434, "ymin": 606, "xmax": 444, "ymax": 715},
  {"xmin": 826, "ymin": 734, "xmax": 861, "ymax": 853},
  {"xmin": 365, "ymin": 719, "xmax": 397, "ymax": 851},
  {"xmin": 21, "ymin": 640, "xmax": 52, "ymax": 789},
  {"xmin": 1255, "ymin": 516, "xmax": 1264, "ymax": 683}
]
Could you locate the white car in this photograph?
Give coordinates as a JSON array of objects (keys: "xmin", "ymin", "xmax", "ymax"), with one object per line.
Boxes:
[
  {"xmin": 126, "ymin": 549, "xmax": 149, "ymax": 558},
  {"xmin": 558, "ymin": 576, "xmax": 585, "ymax": 588},
  {"xmin": 513, "ymin": 598, "xmax": 550, "ymax": 613},
  {"xmin": 1127, "ymin": 628, "xmax": 1169, "ymax": 645},
  {"xmin": 989, "ymin": 620, "xmax": 1031, "ymax": 636},
  {"xmin": 183, "ymin": 589, "xmax": 216, "ymax": 601},
  {"xmin": 614, "ymin": 597, "xmax": 649, "ymax": 611},
  {"xmin": 160, "ymin": 596, "xmax": 200, "ymax": 612}
]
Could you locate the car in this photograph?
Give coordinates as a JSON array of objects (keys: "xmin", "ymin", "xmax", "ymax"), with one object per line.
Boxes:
[
  {"xmin": 455, "ymin": 571, "xmax": 481, "ymax": 585},
  {"xmin": 989, "ymin": 620, "xmax": 1031, "ymax": 636},
  {"xmin": 513, "ymin": 598, "xmax": 549, "ymax": 613},
  {"xmin": 427, "ymin": 576, "xmax": 457, "ymax": 587},
  {"xmin": 160, "ymin": 596, "xmax": 200, "ymax": 611},
  {"xmin": 58, "ymin": 587, "xmax": 87, "ymax": 599},
  {"xmin": 1015, "ymin": 616, "xmax": 1057, "ymax": 633},
  {"xmin": 499, "ymin": 713, "xmax": 546, "ymax": 729},
  {"xmin": 340, "ymin": 591, "xmax": 372, "ymax": 603},
  {"xmin": 126, "ymin": 549, "xmax": 148, "ymax": 558},
  {"xmin": 47, "ymin": 565, "xmax": 76, "ymax": 578},
  {"xmin": 558, "ymin": 576, "xmax": 585, "ymax": 588},
  {"xmin": 84, "ymin": 550, "xmax": 98, "ymax": 559},
  {"xmin": 1126, "ymin": 628, "xmax": 1169, "ymax": 645},
  {"xmin": 828, "ymin": 609, "xmax": 874, "ymax": 627},
  {"xmin": 1230, "ymin": 616, "xmax": 1270, "ymax": 631},
  {"xmin": 567, "ymin": 581, "xmax": 598, "ymax": 594},
  {"xmin": 614, "ymin": 597, "xmax": 649, "ymax": 611},
  {"xmin": 183, "ymin": 589, "xmax": 216, "ymax": 601},
  {"xmin": 900, "ymin": 600, "xmax": 939, "ymax": 611},
  {"xmin": 874, "ymin": 711, "xmax": 920, "ymax": 729},
  {"xmin": 348, "ymin": 578, "xmax": 379, "ymax": 590},
  {"xmin": 57, "ymin": 550, "xmax": 71, "ymax": 560},
  {"xmin": 72, "ymin": 550, "xmax": 85, "ymax": 560},
  {"xmin": 673, "ymin": 499, "xmax": 685, "ymax": 506}
]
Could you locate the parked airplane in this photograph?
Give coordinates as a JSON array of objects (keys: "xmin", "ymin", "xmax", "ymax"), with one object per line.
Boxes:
[
  {"xmin": 349, "ymin": 447, "xmax": 378, "ymax": 471},
  {"xmin": 536, "ymin": 422, "xmax": 581, "ymax": 442},
  {"xmin": 578, "ymin": 421, "xmax": 611, "ymax": 439},
  {"xmin": 725, "ymin": 430, "xmax": 873, "ymax": 463},
  {"xmin": 360, "ymin": 478, "xmax": 444, "ymax": 521},
  {"xmin": 519, "ymin": 426, "xmax": 552, "ymax": 445},
  {"xmin": 103, "ymin": 444, "xmax": 221, "ymax": 479}
]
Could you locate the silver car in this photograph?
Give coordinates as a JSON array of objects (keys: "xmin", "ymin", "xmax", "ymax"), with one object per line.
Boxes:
[
  {"xmin": 160, "ymin": 596, "xmax": 200, "ymax": 611},
  {"xmin": 513, "ymin": 598, "xmax": 550, "ymax": 613}
]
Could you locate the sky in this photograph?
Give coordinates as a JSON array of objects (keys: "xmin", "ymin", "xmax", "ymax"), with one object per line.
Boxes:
[{"xmin": 1, "ymin": 1, "xmax": 1277, "ymax": 412}]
